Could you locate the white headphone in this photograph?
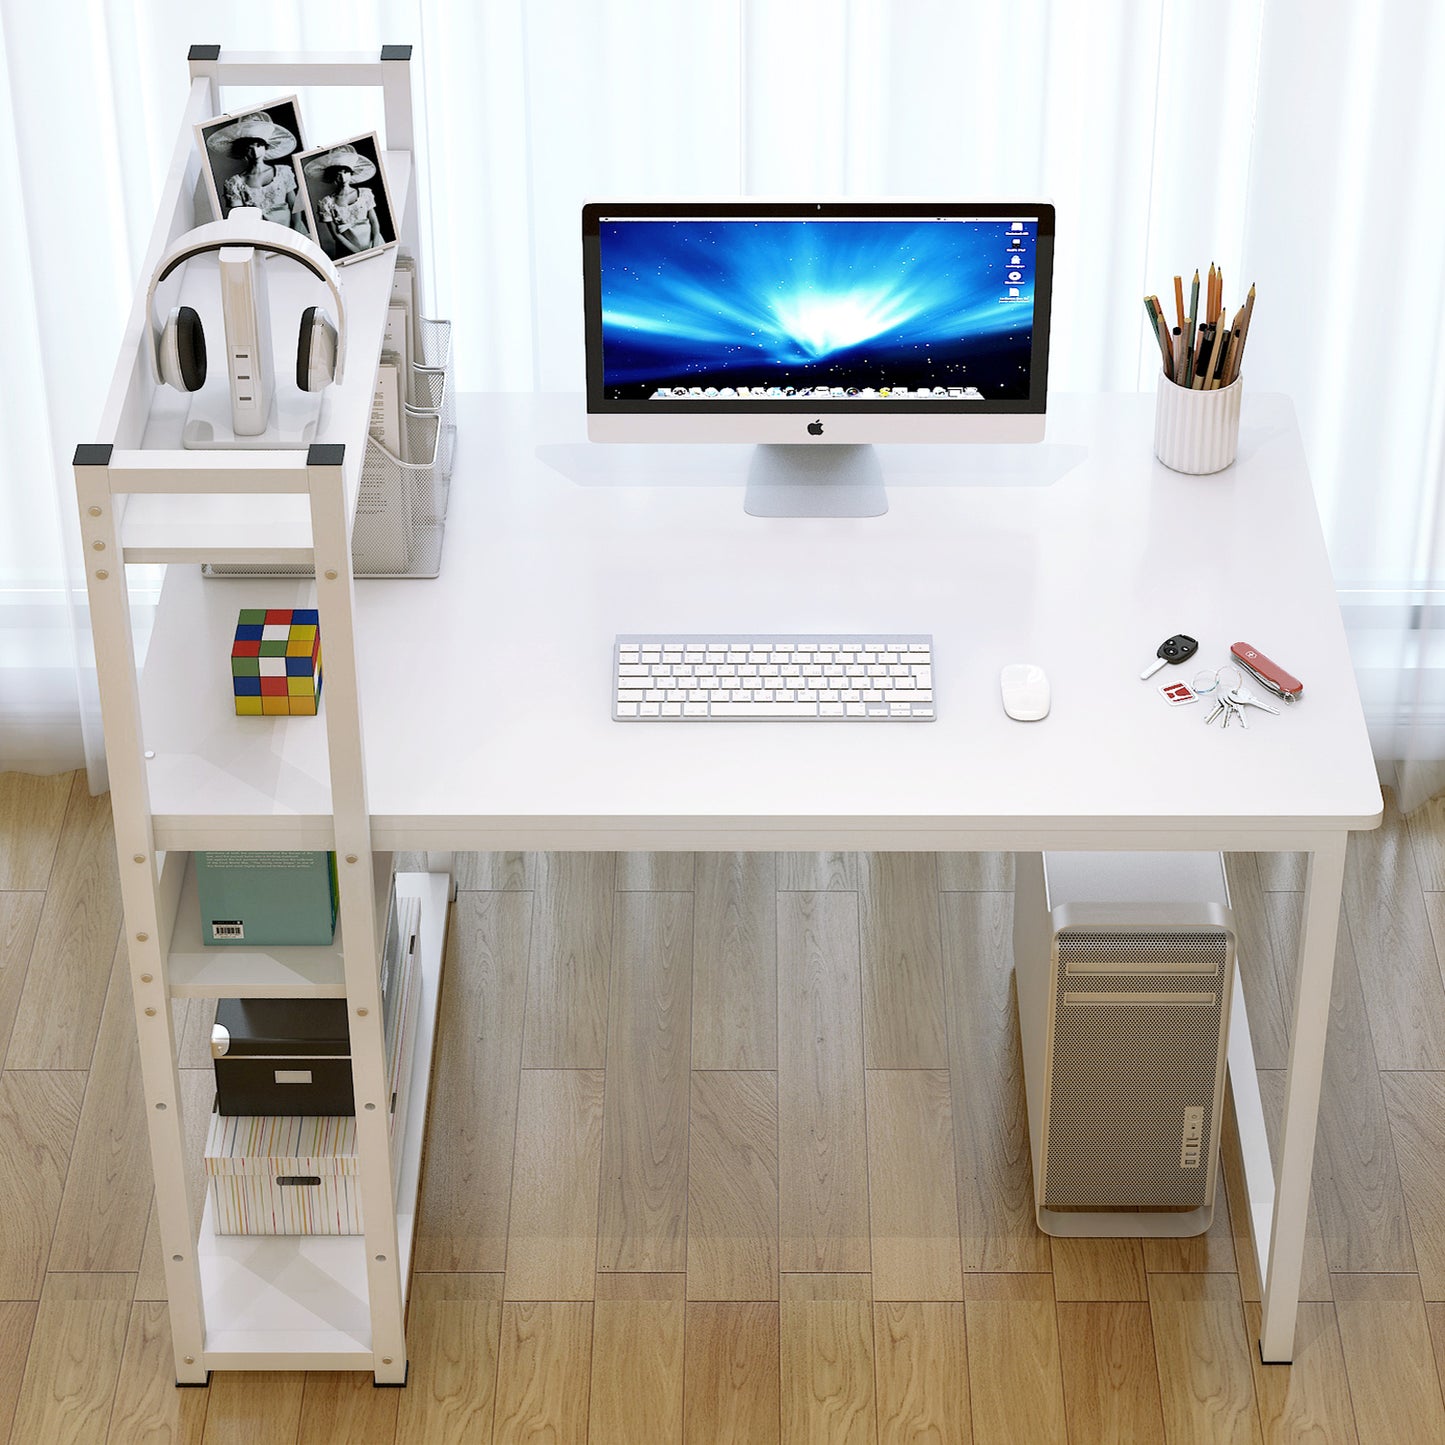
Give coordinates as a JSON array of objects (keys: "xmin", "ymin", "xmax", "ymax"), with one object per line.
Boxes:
[{"xmin": 146, "ymin": 208, "xmax": 348, "ymax": 393}]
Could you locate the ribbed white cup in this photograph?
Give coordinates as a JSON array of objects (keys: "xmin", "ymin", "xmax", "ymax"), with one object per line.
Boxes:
[{"xmin": 1154, "ymin": 373, "xmax": 1242, "ymax": 474}]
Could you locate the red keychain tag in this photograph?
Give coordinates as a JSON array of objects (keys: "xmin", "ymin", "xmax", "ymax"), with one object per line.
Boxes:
[{"xmin": 1230, "ymin": 643, "xmax": 1302, "ymax": 701}]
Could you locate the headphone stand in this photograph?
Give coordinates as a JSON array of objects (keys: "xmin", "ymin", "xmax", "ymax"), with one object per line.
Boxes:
[{"xmin": 181, "ymin": 387, "xmax": 327, "ymax": 449}]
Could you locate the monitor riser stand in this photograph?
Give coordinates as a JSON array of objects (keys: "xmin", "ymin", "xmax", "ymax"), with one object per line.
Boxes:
[{"xmin": 743, "ymin": 444, "xmax": 888, "ymax": 518}]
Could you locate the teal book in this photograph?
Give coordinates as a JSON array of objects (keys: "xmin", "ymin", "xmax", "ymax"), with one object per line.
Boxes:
[{"xmin": 197, "ymin": 851, "xmax": 339, "ymax": 947}]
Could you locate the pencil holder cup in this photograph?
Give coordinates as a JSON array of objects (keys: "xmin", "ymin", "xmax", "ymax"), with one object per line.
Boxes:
[{"xmin": 1153, "ymin": 373, "xmax": 1242, "ymax": 474}]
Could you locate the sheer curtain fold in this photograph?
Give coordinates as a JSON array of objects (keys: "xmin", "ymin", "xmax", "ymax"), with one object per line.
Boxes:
[{"xmin": 3, "ymin": 0, "xmax": 1443, "ymax": 792}]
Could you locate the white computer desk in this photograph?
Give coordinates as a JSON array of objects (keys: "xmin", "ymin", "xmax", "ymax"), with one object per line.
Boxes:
[{"xmin": 143, "ymin": 390, "xmax": 1382, "ymax": 1362}]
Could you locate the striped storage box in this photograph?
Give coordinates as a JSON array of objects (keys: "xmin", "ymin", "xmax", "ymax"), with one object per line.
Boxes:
[{"xmin": 205, "ymin": 1114, "xmax": 362, "ymax": 1236}]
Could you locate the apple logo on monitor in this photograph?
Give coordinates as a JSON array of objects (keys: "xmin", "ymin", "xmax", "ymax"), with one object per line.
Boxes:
[{"xmin": 807, "ymin": 420, "xmax": 824, "ymax": 436}]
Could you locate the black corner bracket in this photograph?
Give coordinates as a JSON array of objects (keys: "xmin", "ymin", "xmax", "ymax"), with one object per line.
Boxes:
[
  {"xmin": 307, "ymin": 443, "xmax": 346, "ymax": 467},
  {"xmin": 73, "ymin": 443, "xmax": 114, "ymax": 467},
  {"xmin": 380, "ymin": 44, "xmax": 413, "ymax": 61},
  {"xmin": 373, "ymin": 1361, "xmax": 410, "ymax": 1387},
  {"xmin": 188, "ymin": 44, "xmax": 221, "ymax": 61}
]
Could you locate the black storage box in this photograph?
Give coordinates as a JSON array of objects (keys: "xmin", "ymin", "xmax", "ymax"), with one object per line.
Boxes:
[{"xmin": 211, "ymin": 998, "xmax": 354, "ymax": 1116}]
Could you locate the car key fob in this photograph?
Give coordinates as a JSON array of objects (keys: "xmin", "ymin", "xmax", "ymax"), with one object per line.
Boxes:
[{"xmin": 1140, "ymin": 633, "xmax": 1199, "ymax": 680}]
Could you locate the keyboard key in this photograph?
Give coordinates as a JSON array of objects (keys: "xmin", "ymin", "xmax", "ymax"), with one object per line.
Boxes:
[{"xmin": 710, "ymin": 703, "xmax": 819, "ymax": 717}]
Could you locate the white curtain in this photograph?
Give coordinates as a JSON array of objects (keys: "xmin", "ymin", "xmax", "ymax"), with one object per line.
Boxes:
[{"xmin": 3, "ymin": 0, "xmax": 1444, "ymax": 792}]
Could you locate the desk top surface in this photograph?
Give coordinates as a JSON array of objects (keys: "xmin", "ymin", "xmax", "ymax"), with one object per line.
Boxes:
[{"xmin": 142, "ymin": 390, "xmax": 1383, "ymax": 846}]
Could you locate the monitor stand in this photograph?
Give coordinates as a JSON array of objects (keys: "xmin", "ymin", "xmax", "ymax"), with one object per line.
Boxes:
[{"xmin": 743, "ymin": 444, "xmax": 887, "ymax": 518}]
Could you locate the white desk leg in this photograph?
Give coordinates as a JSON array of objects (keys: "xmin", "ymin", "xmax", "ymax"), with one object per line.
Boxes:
[
  {"xmin": 425, "ymin": 851, "xmax": 458, "ymax": 900},
  {"xmin": 1259, "ymin": 832, "xmax": 1348, "ymax": 1362}
]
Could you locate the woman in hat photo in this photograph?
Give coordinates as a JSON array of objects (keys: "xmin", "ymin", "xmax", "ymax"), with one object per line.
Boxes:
[
  {"xmin": 296, "ymin": 134, "xmax": 396, "ymax": 263},
  {"xmin": 197, "ymin": 99, "xmax": 310, "ymax": 233},
  {"xmin": 304, "ymin": 144, "xmax": 383, "ymax": 259}
]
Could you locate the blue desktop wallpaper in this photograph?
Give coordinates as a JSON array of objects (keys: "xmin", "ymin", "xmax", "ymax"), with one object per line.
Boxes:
[{"xmin": 598, "ymin": 218, "xmax": 1036, "ymax": 400}]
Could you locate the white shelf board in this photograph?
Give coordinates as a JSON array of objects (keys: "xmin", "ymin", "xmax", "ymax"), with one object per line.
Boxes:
[
  {"xmin": 166, "ymin": 851, "xmax": 394, "ymax": 999},
  {"xmin": 119, "ymin": 152, "xmax": 411, "ymax": 565},
  {"xmin": 198, "ymin": 872, "xmax": 446, "ymax": 1370}
]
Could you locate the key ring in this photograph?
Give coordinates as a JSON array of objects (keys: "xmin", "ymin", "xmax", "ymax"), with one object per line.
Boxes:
[{"xmin": 1194, "ymin": 664, "xmax": 1242, "ymax": 696}]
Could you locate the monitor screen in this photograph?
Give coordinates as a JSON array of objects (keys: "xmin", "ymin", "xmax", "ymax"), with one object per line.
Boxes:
[{"xmin": 582, "ymin": 201, "xmax": 1053, "ymax": 434}]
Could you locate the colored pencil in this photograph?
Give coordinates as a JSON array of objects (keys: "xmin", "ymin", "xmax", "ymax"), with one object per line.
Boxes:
[
  {"xmin": 1230, "ymin": 283, "xmax": 1256, "ymax": 382},
  {"xmin": 1174, "ymin": 275, "xmax": 1185, "ymax": 331},
  {"xmin": 1204, "ymin": 313, "xmax": 1228, "ymax": 389},
  {"xmin": 1172, "ymin": 326, "xmax": 1186, "ymax": 385}
]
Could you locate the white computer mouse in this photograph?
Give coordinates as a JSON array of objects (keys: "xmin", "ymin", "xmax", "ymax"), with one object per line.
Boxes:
[{"xmin": 1000, "ymin": 663, "xmax": 1050, "ymax": 720}]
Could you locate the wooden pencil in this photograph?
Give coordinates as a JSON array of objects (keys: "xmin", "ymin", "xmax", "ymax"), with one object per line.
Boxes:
[
  {"xmin": 1186, "ymin": 270, "xmax": 1200, "ymax": 384},
  {"xmin": 1230, "ymin": 283, "xmax": 1256, "ymax": 382},
  {"xmin": 1207, "ymin": 264, "xmax": 1216, "ymax": 324},
  {"xmin": 1174, "ymin": 275, "xmax": 1185, "ymax": 331},
  {"xmin": 1203, "ymin": 311, "xmax": 1228, "ymax": 388}
]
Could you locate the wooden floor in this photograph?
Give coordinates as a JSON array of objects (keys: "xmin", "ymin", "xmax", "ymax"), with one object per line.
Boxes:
[{"xmin": 4, "ymin": 773, "xmax": 1445, "ymax": 1442}]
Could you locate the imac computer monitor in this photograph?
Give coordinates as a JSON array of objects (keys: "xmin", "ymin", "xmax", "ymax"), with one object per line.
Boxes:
[{"xmin": 582, "ymin": 201, "xmax": 1054, "ymax": 515}]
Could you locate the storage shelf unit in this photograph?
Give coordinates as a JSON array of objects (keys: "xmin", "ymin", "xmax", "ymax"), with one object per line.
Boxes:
[{"xmin": 76, "ymin": 47, "xmax": 450, "ymax": 1386}]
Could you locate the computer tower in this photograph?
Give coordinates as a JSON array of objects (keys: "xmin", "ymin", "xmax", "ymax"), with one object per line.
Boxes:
[{"xmin": 1013, "ymin": 851, "xmax": 1236, "ymax": 1238}]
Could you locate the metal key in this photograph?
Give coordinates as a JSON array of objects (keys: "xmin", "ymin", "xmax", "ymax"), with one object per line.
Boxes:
[{"xmin": 1226, "ymin": 685, "xmax": 1279, "ymax": 717}]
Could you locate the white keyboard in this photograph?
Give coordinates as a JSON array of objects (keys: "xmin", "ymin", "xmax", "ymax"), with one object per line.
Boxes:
[{"xmin": 613, "ymin": 635, "xmax": 935, "ymax": 721}]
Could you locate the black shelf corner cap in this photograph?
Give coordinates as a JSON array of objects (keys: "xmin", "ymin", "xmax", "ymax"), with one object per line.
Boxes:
[
  {"xmin": 373, "ymin": 1361, "xmax": 409, "ymax": 1387},
  {"xmin": 175, "ymin": 1371, "xmax": 212, "ymax": 1388},
  {"xmin": 307, "ymin": 443, "xmax": 346, "ymax": 467},
  {"xmin": 188, "ymin": 44, "xmax": 221, "ymax": 61},
  {"xmin": 73, "ymin": 443, "xmax": 113, "ymax": 467},
  {"xmin": 380, "ymin": 44, "xmax": 413, "ymax": 61}
]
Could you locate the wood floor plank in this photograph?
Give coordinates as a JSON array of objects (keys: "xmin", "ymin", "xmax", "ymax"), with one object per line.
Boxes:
[
  {"xmin": 692, "ymin": 852, "xmax": 777, "ymax": 1069},
  {"xmin": 49, "ymin": 938, "xmax": 151, "ymax": 1272},
  {"xmin": 940, "ymin": 892, "xmax": 1050, "ymax": 1273},
  {"xmin": 1050, "ymin": 1235, "xmax": 1147, "ymax": 1302},
  {"xmin": 597, "ymin": 890, "xmax": 693, "ymax": 1273},
  {"xmin": 780, "ymin": 1288, "xmax": 877, "ymax": 1445},
  {"xmin": 1333, "ymin": 1273, "xmax": 1445, "ymax": 1445},
  {"xmin": 1226, "ymin": 851, "xmax": 1290, "ymax": 1070},
  {"xmin": 777, "ymin": 891, "xmax": 870, "ymax": 1272},
  {"xmin": 521, "ymin": 851, "xmax": 615, "ymax": 1068},
  {"xmin": 200, "ymin": 1370, "xmax": 305, "ymax": 1444},
  {"xmin": 588, "ymin": 1289, "xmax": 685, "ymax": 1444},
  {"xmin": 106, "ymin": 1301, "xmax": 209, "ymax": 1444},
  {"xmin": 1141, "ymin": 1168, "xmax": 1237, "ymax": 1275},
  {"xmin": 6, "ymin": 779, "xmax": 123, "ymax": 1070},
  {"xmin": 492, "ymin": 1300, "xmax": 592, "ymax": 1445},
  {"xmin": 0, "ymin": 1069, "xmax": 85, "ymax": 1296},
  {"xmin": 395, "ymin": 1289, "xmax": 502, "ymax": 1445},
  {"xmin": 9, "ymin": 1272, "xmax": 133, "ymax": 1445},
  {"xmin": 616, "ymin": 851, "xmax": 695, "ymax": 891},
  {"xmin": 684, "ymin": 1301, "xmax": 780, "ymax": 1445},
  {"xmin": 504, "ymin": 1068, "xmax": 605, "ymax": 1301},
  {"xmin": 963, "ymin": 1274, "xmax": 1067, "ymax": 1445},
  {"xmin": 455, "ymin": 850, "xmax": 535, "ymax": 890},
  {"xmin": 937, "ymin": 851, "xmax": 1014, "ymax": 891},
  {"xmin": 0, "ymin": 769, "xmax": 73, "ymax": 890},
  {"xmin": 1254, "ymin": 851, "xmax": 1307, "ymax": 892},
  {"xmin": 858, "ymin": 852, "xmax": 948, "ymax": 1068},
  {"xmin": 1147, "ymin": 1273, "xmax": 1263, "ymax": 1445},
  {"xmin": 1430, "ymin": 1303, "xmax": 1445, "ymax": 1416},
  {"xmin": 688, "ymin": 1069, "xmax": 778, "ymax": 1300},
  {"xmin": 297, "ymin": 1370, "xmax": 399, "ymax": 1445},
  {"xmin": 0, "ymin": 890, "xmax": 43, "ymax": 1069},
  {"xmin": 873, "ymin": 1301, "xmax": 972, "ymax": 1445},
  {"xmin": 0, "ymin": 1299, "xmax": 37, "ymax": 1445},
  {"xmin": 1267, "ymin": 899, "xmax": 1417, "ymax": 1275},
  {"xmin": 865, "ymin": 1068, "xmax": 963, "ymax": 1300},
  {"xmin": 1242, "ymin": 1300, "xmax": 1359, "ymax": 1445},
  {"xmin": 415, "ymin": 890, "xmax": 531, "ymax": 1272},
  {"xmin": 1344, "ymin": 792, "xmax": 1445, "ymax": 1069},
  {"xmin": 778, "ymin": 852, "xmax": 857, "ymax": 890},
  {"xmin": 1381, "ymin": 1071, "xmax": 1445, "ymax": 1300},
  {"xmin": 1055, "ymin": 1301, "xmax": 1165, "ymax": 1445},
  {"xmin": 1406, "ymin": 793, "xmax": 1445, "ymax": 892}
]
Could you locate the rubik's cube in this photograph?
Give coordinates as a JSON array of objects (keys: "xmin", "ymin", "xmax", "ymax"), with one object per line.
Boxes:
[{"xmin": 231, "ymin": 609, "xmax": 322, "ymax": 717}]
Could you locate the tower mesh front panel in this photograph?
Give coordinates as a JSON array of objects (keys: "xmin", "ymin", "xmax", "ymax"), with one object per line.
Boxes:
[{"xmin": 1042, "ymin": 931, "xmax": 1230, "ymax": 1209}]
